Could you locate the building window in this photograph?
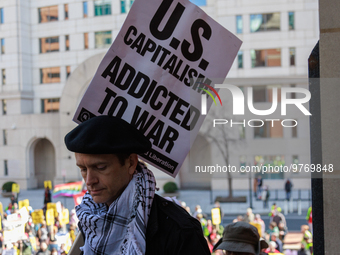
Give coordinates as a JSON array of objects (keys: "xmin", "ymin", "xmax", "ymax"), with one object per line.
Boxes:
[
  {"xmin": 40, "ymin": 67, "xmax": 61, "ymax": 84},
  {"xmin": 251, "ymin": 49, "xmax": 281, "ymax": 67},
  {"xmin": 65, "ymin": 35, "xmax": 70, "ymax": 51},
  {"xmin": 95, "ymin": 31, "xmax": 112, "ymax": 48},
  {"xmin": 4, "ymin": 160, "xmax": 8, "ymax": 176},
  {"xmin": 288, "ymin": 12, "xmax": 294, "ymax": 30},
  {"xmin": 41, "ymin": 98, "xmax": 60, "ymax": 113},
  {"xmin": 2, "ymin": 99, "xmax": 7, "ymax": 115},
  {"xmin": 66, "ymin": 66, "xmax": 71, "ymax": 78},
  {"xmin": 83, "ymin": 2, "xmax": 88, "ymax": 18},
  {"xmin": 1, "ymin": 38, "xmax": 4, "ymax": 54},
  {"xmin": 237, "ymin": 51, "xmax": 243, "ymax": 69},
  {"xmin": 0, "ymin": 8, "xmax": 4, "ymax": 24},
  {"xmin": 236, "ymin": 15, "xmax": 243, "ymax": 34},
  {"xmin": 84, "ymin": 33, "xmax": 89, "ymax": 49},
  {"xmin": 64, "ymin": 4, "xmax": 69, "ymax": 20},
  {"xmin": 121, "ymin": 0, "xmax": 134, "ymax": 14},
  {"xmin": 289, "ymin": 47, "xmax": 295, "ymax": 66},
  {"xmin": 94, "ymin": 0, "xmax": 111, "ymax": 16},
  {"xmin": 254, "ymin": 120, "xmax": 283, "ymax": 138},
  {"xmin": 252, "ymin": 85, "xmax": 281, "ymax": 103},
  {"xmin": 3, "ymin": 129, "xmax": 7, "ymax": 145},
  {"xmin": 254, "ymin": 155, "xmax": 285, "ymax": 179},
  {"xmin": 2, "ymin": 69, "xmax": 5, "ymax": 85},
  {"xmin": 189, "ymin": 0, "xmax": 206, "ymax": 6},
  {"xmin": 38, "ymin": 6, "xmax": 58, "ymax": 23},
  {"xmin": 39, "ymin": 36, "xmax": 59, "ymax": 53},
  {"xmin": 250, "ymin": 13, "xmax": 280, "ymax": 32}
]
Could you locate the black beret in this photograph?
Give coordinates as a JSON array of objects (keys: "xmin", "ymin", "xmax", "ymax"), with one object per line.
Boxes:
[{"xmin": 65, "ymin": 115, "xmax": 151, "ymax": 154}]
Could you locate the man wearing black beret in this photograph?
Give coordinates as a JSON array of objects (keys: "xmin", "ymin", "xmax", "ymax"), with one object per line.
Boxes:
[{"xmin": 65, "ymin": 115, "xmax": 210, "ymax": 255}]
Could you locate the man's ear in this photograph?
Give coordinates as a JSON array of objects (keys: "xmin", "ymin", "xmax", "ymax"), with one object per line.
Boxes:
[{"xmin": 127, "ymin": 153, "xmax": 138, "ymax": 174}]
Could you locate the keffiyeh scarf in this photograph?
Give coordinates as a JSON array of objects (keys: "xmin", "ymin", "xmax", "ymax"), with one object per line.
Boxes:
[{"xmin": 76, "ymin": 162, "xmax": 156, "ymax": 255}]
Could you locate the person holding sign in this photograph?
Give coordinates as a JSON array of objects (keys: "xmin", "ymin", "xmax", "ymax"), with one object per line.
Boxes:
[{"xmin": 65, "ymin": 115, "xmax": 210, "ymax": 255}]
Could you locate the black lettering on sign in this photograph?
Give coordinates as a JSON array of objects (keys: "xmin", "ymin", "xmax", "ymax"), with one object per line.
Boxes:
[
  {"xmin": 181, "ymin": 105, "xmax": 200, "ymax": 131},
  {"xmin": 169, "ymin": 98, "xmax": 189, "ymax": 125},
  {"xmin": 130, "ymin": 106, "xmax": 178, "ymax": 154},
  {"xmin": 127, "ymin": 72, "xmax": 150, "ymax": 99},
  {"xmin": 150, "ymin": 0, "xmax": 185, "ymax": 40},
  {"xmin": 101, "ymin": 56, "xmax": 121, "ymax": 84},
  {"xmin": 115, "ymin": 63, "xmax": 136, "ymax": 90},
  {"xmin": 161, "ymin": 91, "xmax": 179, "ymax": 117},
  {"xmin": 124, "ymin": 26, "xmax": 137, "ymax": 45},
  {"xmin": 98, "ymin": 87, "xmax": 117, "ymax": 114},
  {"xmin": 131, "ymin": 106, "xmax": 156, "ymax": 134},
  {"xmin": 130, "ymin": 32, "xmax": 147, "ymax": 54},
  {"xmin": 107, "ymin": 96, "xmax": 128, "ymax": 118},
  {"xmin": 181, "ymin": 19, "xmax": 212, "ymax": 62},
  {"xmin": 150, "ymin": 85, "xmax": 168, "ymax": 110},
  {"xmin": 158, "ymin": 125, "xmax": 179, "ymax": 153}
]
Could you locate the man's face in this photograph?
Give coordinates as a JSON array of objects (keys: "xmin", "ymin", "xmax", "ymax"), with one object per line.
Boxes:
[{"xmin": 75, "ymin": 153, "xmax": 137, "ymax": 206}]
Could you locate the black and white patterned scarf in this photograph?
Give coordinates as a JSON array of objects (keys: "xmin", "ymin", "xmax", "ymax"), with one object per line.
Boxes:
[{"xmin": 76, "ymin": 162, "xmax": 156, "ymax": 255}]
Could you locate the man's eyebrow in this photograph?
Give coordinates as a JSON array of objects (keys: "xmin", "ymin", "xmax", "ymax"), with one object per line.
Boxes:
[{"xmin": 76, "ymin": 161, "xmax": 108, "ymax": 168}]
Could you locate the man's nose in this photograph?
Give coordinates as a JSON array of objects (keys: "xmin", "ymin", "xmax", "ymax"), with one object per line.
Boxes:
[{"xmin": 85, "ymin": 169, "xmax": 98, "ymax": 186}]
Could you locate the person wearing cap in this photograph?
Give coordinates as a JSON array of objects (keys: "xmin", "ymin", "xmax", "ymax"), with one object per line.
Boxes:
[
  {"xmin": 213, "ymin": 221, "xmax": 268, "ymax": 255},
  {"xmin": 65, "ymin": 115, "xmax": 210, "ymax": 255}
]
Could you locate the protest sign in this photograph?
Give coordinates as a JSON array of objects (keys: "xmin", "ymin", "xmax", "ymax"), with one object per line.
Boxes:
[
  {"xmin": 3, "ymin": 224, "xmax": 26, "ymax": 246},
  {"xmin": 18, "ymin": 199, "xmax": 29, "ymax": 211},
  {"xmin": 211, "ymin": 208, "xmax": 221, "ymax": 225},
  {"xmin": 46, "ymin": 208, "xmax": 55, "ymax": 226},
  {"xmin": 44, "ymin": 180, "xmax": 52, "ymax": 189},
  {"xmin": 32, "ymin": 209, "xmax": 44, "ymax": 225},
  {"xmin": 12, "ymin": 183, "xmax": 20, "ymax": 193},
  {"xmin": 3, "ymin": 207, "xmax": 29, "ymax": 245},
  {"xmin": 61, "ymin": 208, "xmax": 70, "ymax": 225},
  {"xmin": 47, "ymin": 202, "xmax": 59, "ymax": 217},
  {"xmin": 73, "ymin": 0, "xmax": 242, "ymax": 177}
]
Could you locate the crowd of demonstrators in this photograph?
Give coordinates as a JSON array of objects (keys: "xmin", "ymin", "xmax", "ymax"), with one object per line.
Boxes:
[{"xmin": 0, "ymin": 193, "xmax": 79, "ymax": 255}]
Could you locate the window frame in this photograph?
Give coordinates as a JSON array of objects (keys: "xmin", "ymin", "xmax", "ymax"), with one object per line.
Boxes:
[
  {"xmin": 250, "ymin": 13, "xmax": 281, "ymax": 33},
  {"xmin": 251, "ymin": 48, "xmax": 282, "ymax": 68},
  {"xmin": 94, "ymin": 0, "xmax": 112, "ymax": 16},
  {"xmin": 236, "ymin": 15, "xmax": 243, "ymax": 34},
  {"xmin": 39, "ymin": 67, "xmax": 61, "ymax": 84},
  {"xmin": 288, "ymin": 12, "xmax": 295, "ymax": 30},
  {"xmin": 94, "ymin": 31, "xmax": 112, "ymax": 48},
  {"xmin": 39, "ymin": 36, "xmax": 60, "ymax": 53},
  {"xmin": 41, "ymin": 98, "xmax": 60, "ymax": 113},
  {"xmin": 38, "ymin": 5, "xmax": 59, "ymax": 23}
]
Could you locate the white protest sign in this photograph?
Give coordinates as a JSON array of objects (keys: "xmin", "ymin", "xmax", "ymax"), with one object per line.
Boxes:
[{"xmin": 73, "ymin": 0, "xmax": 242, "ymax": 177}]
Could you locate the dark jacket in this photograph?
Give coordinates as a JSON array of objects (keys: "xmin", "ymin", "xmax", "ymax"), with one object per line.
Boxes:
[{"xmin": 146, "ymin": 194, "xmax": 210, "ymax": 254}]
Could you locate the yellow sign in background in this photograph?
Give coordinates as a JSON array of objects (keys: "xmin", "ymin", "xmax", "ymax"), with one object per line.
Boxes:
[
  {"xmin": 12, "ymin": 183, "xmax": 20, "ymax": 193},
  {"xmin": 47, "ymin": 202, "xmax": 58, "ymax": 217},
  {"xmin": 61, "ymin": 209, "xmax": 69, "ymax": 225},
  {"xmin": 211, "ymin": 208, "xmax": 221, "ymax": 225},
  {"xmin": 32, "ymin": 209, "xmax": 44, "ymax": 225},
  {"xmin": 18, "ymin": 199, "xmax": 29, "ymax": 210},
  {"xmin": 46, "ymin": 209, "xmax": 55, "ymax": 226},
  {"xmin": 44, "ymin": 180, "xmax": 52, "ymax": 190},
  {"xmin": 250, "ymin": 222, "xmax": 262, "ymax": 237}
]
